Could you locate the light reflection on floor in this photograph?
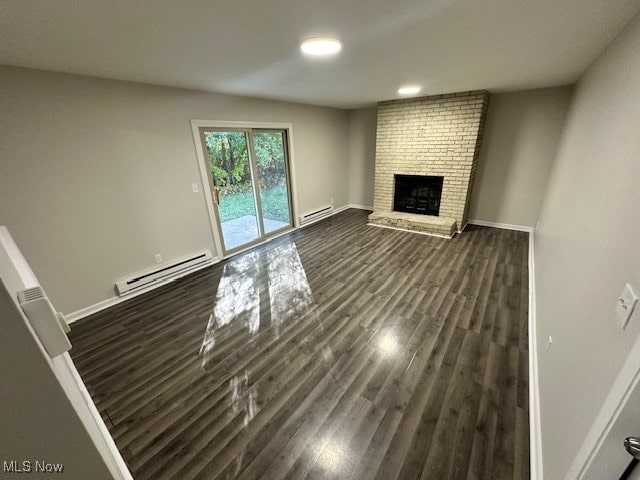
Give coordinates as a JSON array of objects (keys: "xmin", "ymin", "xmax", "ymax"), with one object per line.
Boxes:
[
  {"xmin": 199, "ymin": 313, "xmax": 217, "ymax": 368},
  {"xmin": 266, "ymin": 243, "xmax": 314, "ymax": 338},
  {"xmin": 200, "ymin": 242, "xmax": 314, "ymax": 366},
  {"xmin": 200, "ymin": 246, "xmax": 322, "ymax": 390},
  {"xmin": 213, "ymin": 251, "xmax": 261, "ymax": 334},
  {"xmin": 197, "ymin": 239, "xmax": 339, "ymax": 476},
  {"xmin": 309, "ymin": 435, "xmax": 357, "ymax": 478},
  {"xmin": 228, "ymin": 370, "xmax": 258, "ymax": 428},
  {"xmin": 376, "ymin": 329, "xmax": 400, "ymax": 357}
]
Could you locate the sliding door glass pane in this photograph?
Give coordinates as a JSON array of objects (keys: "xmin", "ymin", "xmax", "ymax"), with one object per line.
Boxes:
[
  {"xmin": 252, "ymin": 131, "xmax": 292, "ymax": 234},
  {"xmin": 203, "ymin": 130, "xmax": 260, "ymax": 251}
]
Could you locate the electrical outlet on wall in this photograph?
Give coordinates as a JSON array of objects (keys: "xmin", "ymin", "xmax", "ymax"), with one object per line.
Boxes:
[
  {"xmin": 155, "ymin": 253, "xmax": 162, "ymax": 264},
  {"xmin": 192, "ymin": 183, "xmax": 199, "ymax": 193}
]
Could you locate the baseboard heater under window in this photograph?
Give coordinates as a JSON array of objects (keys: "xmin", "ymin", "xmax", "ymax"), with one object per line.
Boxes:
[
  {"xmin": 115, "ymin": 250, "xmax": 214, "ymax": 296},
  {"xmin": 299, "ymin": 205, "xmax": 333, "ymax": 226}
]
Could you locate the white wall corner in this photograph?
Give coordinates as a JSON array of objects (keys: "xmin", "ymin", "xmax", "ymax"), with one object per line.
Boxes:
[{"xmin": 529, "ymin": 230, "xmax": 544, "ymax": 479}]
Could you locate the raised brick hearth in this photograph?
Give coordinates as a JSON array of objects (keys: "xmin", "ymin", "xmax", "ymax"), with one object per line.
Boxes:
[
  {"xmin": 368, "ymin": 90, "xmax": 490, "ymax": 238},
  {"xmin": 368, "ymin": 211, "xmax": 456, "ymax": 237}
]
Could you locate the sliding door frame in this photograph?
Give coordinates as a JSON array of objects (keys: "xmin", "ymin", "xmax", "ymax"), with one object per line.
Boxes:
[
  {"xmin": 190, "ymin": 120, "xmax": 300, "ymax": 259},
  {"xmin": 197, "ymin": 126, "xmax": 266, "ymax": 256}
]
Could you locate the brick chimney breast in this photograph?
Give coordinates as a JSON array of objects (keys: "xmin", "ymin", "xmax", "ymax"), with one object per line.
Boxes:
[{"xmin": 369, "ymin": 90, "xmax": 490, "ymax": 238}]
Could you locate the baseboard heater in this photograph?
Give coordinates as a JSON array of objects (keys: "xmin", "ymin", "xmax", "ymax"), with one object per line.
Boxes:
[
  {"xmin": 115, "ymin": 250, "xmax": 213, "ymax": 296},
  {"xmin": 299, "ymin": 205, "xmax": 333, "ymax": 226}
]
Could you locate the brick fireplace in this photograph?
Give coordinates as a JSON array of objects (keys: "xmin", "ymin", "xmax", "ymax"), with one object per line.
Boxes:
[{"xmin": 368, "ymin": 90, "xmax": 490, "ymax": 238}]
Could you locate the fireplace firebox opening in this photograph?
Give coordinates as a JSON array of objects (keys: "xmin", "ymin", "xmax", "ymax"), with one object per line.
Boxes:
[{"xmin": 393, "ymin": 174, "xmax": 443, "ymax": 216}]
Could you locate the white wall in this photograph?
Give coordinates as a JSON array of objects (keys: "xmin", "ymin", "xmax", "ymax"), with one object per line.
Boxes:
[
  {"xmin": 348, "ymin": 107, "xmax": 377, "ymax": 207},
  {"xmin": 469, "ymin": 87, "xmax": 572, "ymax": 227},
  {"xmin": 0, "ymin": 65, "xmax": 350, "ymax": 314},
  {"xmin": 0, "ymin": 278, "xmax": 114, "ymax": 479},
  {"xmin": 534, "ymin": 11, "xmax": 640, "ymax": 479}
]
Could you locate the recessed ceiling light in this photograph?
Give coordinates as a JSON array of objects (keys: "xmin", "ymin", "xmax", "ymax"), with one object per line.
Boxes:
[
  {"xmin": 300, "ymin": 37, "xmax": 342, "ymax": 56},
  {"xmin": 398, "ymin": 85, "xmax": 422, "ymax": 95}
]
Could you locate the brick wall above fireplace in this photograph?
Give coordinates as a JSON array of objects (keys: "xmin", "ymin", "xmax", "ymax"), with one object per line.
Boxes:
[{"xmin": 369, "ymin": 90, "xmax": 490, "ymax": 238}]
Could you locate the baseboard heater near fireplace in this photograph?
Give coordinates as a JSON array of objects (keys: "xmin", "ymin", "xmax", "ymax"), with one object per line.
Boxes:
[
  {"xmin": 299, "ymin": 205, "xmax": 334, "ymax": 226},
  {"xmin": 115, "ymin": 250, "xmax": 214, "ymax": 296}
]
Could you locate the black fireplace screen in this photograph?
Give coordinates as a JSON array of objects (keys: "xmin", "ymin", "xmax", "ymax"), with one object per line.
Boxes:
[{"xmin": 393, "ymin": 174, "xmax": 443, "ymax": 216}]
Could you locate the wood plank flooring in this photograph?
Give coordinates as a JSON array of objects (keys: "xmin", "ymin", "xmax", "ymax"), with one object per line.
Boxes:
[{"xmin": 69, "ymin": 209, "xmax": 530, "ymax": 480}]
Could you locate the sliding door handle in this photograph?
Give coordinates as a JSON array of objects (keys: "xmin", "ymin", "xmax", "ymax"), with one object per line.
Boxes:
[
  {"xmin": 626, "ymin": 437, "xmax": 640, "ymax": 460},
  {"xmin": 213, "ymin": 187, "xmax": 221, "ymax": 205},
  {"xmin": 620, "ymin": 437, "xmax": 640, "ymax": 480}
]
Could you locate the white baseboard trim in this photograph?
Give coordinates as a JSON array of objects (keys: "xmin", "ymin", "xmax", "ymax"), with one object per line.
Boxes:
[
  {"xmin": 66, "ymin": 296, "xmax": 121, "ymax": 324},
  {"xmin": 348, "ymin": 204, "xmax": 373, "ymax": 211},
  {"xmin": 563, "ymin": 327, "xmax": 640, "ymax": 479},
  {"xmin": 469, "ymin": 219, "xmax": 533, "ymax": 233},
  {"xmin": 529, "ymin": 231, "xmax": 544, "ymax": 479},
  {"xmin": 65, "ymin": 259, "xmax": 218, "ymax": 324},
  {"xmin": 366, "ymin": 222, "xmax": 453, "ymax": 239}
]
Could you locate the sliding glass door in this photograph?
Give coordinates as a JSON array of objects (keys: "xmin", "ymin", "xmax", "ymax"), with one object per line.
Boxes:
[
  {"xmin": 199, "ymin": 128, "xmax": 293, "ymax": 255},
  {"xmin": 252, "ymin": 131, "xmax": 292, "ymax": 234}
]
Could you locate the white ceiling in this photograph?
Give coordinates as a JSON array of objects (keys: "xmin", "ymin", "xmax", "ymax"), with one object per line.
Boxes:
[{"xmin": 1, "ymin": 0, "xmax": 639, "ymax": 109}]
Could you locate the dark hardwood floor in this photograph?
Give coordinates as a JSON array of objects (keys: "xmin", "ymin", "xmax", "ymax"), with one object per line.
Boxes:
[{"xmin": 69, "ymin": 209, "xmax": 530, "ymax": 480}]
